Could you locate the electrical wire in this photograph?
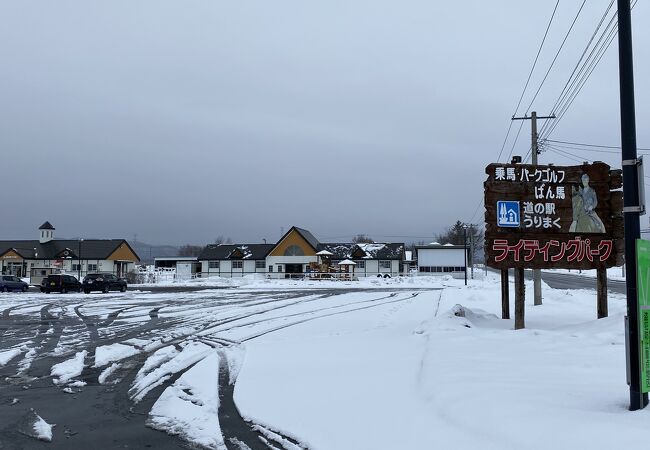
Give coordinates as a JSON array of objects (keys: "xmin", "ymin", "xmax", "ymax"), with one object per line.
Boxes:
[
  {"xmin": 505, "ymin": 119, "xmax": 527, "ymax": 163},
  {"xmin": 546, "ymin": 138, "xmax": 650, "ymax": 152},
  {"xmin": 468, "ymin": 197, "xmax": 484, "ymax": 224},
  {"xmin": 539, "ymin": 1, "xmax": 615, "ymax": 136},
  {"xmin": 524, "ymin": 0, "xmax": 587, "ymax": 114},
  {"xmin": 541, "ymin": 22, "xmax": 618, "ymax": 138},
  {"xmin": 471, "ymin": 1, "xmax": 561, "ymax": 224},
  {"xmin": 545, "ymin": 142, "xmax": 619, "ymax": 154},
  {"xmin": 495, "ymin": 0, "xmax": 560, "ymax": 163},
  {"xmin": 546, "ymin": 146, "xmax": 591, "ymax": 163},
  {"xmin": 508, "ymin": 1, "xmax": 587, "ymax": 163},
  {"xmin": 539, "ymin": 0, "xmax": 639, "ymax": 140}
]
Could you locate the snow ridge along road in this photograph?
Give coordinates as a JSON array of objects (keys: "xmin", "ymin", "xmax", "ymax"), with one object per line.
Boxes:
[{"xmin": 0, "ymin": 287, "xmax": 431, "ymax": 449}]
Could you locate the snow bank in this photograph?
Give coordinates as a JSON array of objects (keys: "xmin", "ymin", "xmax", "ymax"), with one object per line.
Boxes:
[
  {"xmin": 32, "ymin": 414, "xmax": 54, "ymax": 441},
  {"xmin": 234, "ymin": 274, "xmax": 650, "ymax": 450},
  {"xmin": 148, "ymin": 353, "xmax": 224, "ymax": 449},
  {"xmin": 94, "ymin": 343, "xmax": 139, "ymax": 367},
  {"xmin": 132, "ymin": 274, "xmax": 454, "ymax": 290},
  {"xmin": 130, "ymin": 342, "xmax": 213, "ymax": 403},
  {"xmin": 98, "ymin": 363, "xmax": 122, "ymax": 385},
  {"xmin": 19, "ymin": 410, "xmax": 54, "ymax": 442},
  {"xmin": 51, "ymin": 351, "xmax": 87, "ymax": 384},
  {"xmin": 0, "ymin": 348, "xmax": 21, "ymax": 366}
]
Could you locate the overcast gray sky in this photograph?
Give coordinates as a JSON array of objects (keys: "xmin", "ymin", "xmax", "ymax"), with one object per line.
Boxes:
[{"xmin": 1, "ymin": 1, "xmax": 649, "ymax": 245}]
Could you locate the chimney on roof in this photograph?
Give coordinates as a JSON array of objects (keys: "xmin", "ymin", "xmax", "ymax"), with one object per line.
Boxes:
[{"xmin": 39, "ymin": 221, "xmax": 55, "ymax": 244}]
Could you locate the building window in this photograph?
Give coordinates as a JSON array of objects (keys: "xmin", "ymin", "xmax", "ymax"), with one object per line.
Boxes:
[
  {"xmin": 277, "ymin": 264, "xmax": 283, "ymax": 272},
  {"xmin": 283, "ymin": 245, "xmax": 304, "ymax": 256},
  {"xmin": 379, "ymin": 260, "xmax": 391, "ymax": 269},
  {"xmin": 255, "ymin": 260, "xmax": 265, "ymax": 269},
  {"xmin": 209, "ymin": 261, "xmax": 219, "ymax": 269},
  {"xmin": 232, "ymin": 261, "xmax": 243, "ymax": 269},
  {"xmin": 356, "ymin": 260, "xmax": 365, "ymax": 269},
  {"xmin": 268, "ymin": 265, "xmax": 273, "ymax": 272},
  {"xmin": 72, "ymin": 264, "xmax": 81, "ymax": 272},
  {"xmin": 88, "ymin": 264, "xmax": 98, "ymax": 272},
  {"xmin": 419, "ymin": 266, "xmax": 448, "ymax": 273}
]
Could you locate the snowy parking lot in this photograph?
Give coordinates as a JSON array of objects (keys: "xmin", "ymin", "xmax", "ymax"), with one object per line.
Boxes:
[{"xmin": 1, "ymin": 275, "xmax": 650, "ymax": 449}]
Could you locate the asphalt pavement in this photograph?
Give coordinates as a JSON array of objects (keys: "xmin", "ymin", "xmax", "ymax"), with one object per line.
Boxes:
[
  {"xmin": 0, "ymin": 287, "xmax": 428, "ymax": 449},
  {"xmin": 490, "ymin": 269, "xmax": 627, "ymax": 294}
]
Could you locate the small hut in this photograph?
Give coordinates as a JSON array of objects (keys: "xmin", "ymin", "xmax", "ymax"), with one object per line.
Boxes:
[
  {"xmin": 338, "ymin": 259, "xmax": 356, "ymax": 280},
  {"xmin": 315, "ymin": 250, "xmax": 334, "ymax": 278}
]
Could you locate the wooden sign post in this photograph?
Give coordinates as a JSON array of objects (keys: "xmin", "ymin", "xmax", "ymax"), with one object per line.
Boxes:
[
  {"xmin": 501, "ymin": 269, "xmax": 510, "ymax": 319},
  {"xmin": 484, "ymin": 161, "xmax": 623, "ymax": 329}
]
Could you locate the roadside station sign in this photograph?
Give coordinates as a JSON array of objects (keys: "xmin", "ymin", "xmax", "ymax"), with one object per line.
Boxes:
[
  {"xmin": 636, "ymin": 239, "xmax": 650, "ymax": 393},
  {"xmin": 484, "ymin": 161, "xmax": 624, "ymax": 270}
]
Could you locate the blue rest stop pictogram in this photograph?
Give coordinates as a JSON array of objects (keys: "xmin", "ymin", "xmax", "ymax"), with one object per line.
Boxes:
[{"xmin": 497, "ymin": 201, "xmax": 520, "ymax": 227}]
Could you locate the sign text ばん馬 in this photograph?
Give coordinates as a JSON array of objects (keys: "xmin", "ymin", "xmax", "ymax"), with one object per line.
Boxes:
[{"xmin": 484, "ymin": 162, "xmax": 623, "ymax": 270}]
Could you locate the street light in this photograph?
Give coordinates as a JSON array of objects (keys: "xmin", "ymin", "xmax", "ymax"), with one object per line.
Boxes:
[
  {"xmin": 463, "ymin": 224, "xmax": 469, "ymax": 286},
  {"xmin": 78, "ymin": 239, "xmax": 83, "ymax": 280}
]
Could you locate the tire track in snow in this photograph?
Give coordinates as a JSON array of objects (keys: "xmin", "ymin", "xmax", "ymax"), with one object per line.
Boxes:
[{"xmin": 0, "ymin": 288, "xmax": 433, "ymax": 449}]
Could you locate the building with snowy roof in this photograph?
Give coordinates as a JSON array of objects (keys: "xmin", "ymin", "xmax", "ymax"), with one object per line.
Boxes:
[
  {"xmin": 0, "ymin": 222, "xmax": 140, "ymax": 283},
  {"xmin": 197, "ymin": 226, "xmax": 405, "ymax": 279}
]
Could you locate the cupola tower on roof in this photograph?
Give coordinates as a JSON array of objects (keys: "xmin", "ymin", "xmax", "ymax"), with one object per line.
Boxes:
[{"xmin": 39, "ymin": 221, "xmax": 55, "ymax": 244}]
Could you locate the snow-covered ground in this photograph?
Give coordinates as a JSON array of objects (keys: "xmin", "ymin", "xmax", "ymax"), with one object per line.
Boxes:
[
  {"xmin": 129, "ymin": 272, "xmax": 464, "ymax": 289},
  {"xmin": 0, "ymin": 274, "xmax": 647, "ymax": 449}
]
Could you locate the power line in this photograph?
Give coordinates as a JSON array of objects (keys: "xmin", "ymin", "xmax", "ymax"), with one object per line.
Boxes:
[
  {"xmin": 468, "ymin": 197, "xmax": 484, "ymax": 223},
  {"xmin": 539, "ymin": 6, "xmax": 616, "ymax": 138},
  {"xmin": 509, "ymin": 1, "xmax": 585, "ymax": 162},
  {"xmin": 546, "ymin": 146, "xmax": 591, "ymax": 164},
  {"xmin": 545, "ymin": 142, "xmax": 619, "ymax": 154},
  {"xmin": 540, "ymin": 1, "xmax": 615, "ymax": 132},
  {"xmin": 506, "ymin": 119, "xmax": 526, "ymax": 163},
  {"xmin": 541, "ymin": 18, "xmax": 619, "ymax": 138},
  {"xmin": 495, "ymin": 0, "xmax": 560, "ymax": 163},
  {"xmin": 546, "ymin": 138, "xmax": 650, "ymax": 151},
  {"xmin": 524, "ymin": 0, "xmax": 587, "ymax": 114},
  {"xmin": 474, "ymin": 2, "xmax": 562, "ymax": 224},
  {"xmin": 514, "ymin": 0, "xmax": 560, "ymax": 121},
  {"xmin": 539, "ymin": 0, "xmax": 639, "ymax": 139}
]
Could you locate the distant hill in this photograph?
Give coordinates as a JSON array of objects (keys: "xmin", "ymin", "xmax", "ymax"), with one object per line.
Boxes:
[{"xmin": 128, "ymin": 241, "xmax": 181, "ymax": 264}]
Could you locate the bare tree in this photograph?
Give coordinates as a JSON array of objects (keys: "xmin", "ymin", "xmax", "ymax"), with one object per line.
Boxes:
[
  {"xmin": 214, "ymin": 236, "xmax": 233, "ymax": 245},
  {"xmin": 437, "ymin": 221, "xmax": 484, "ymax": 264},
  {"xmin": 351, "ymin": 234, "xmax": 374, "ymax": 244}
]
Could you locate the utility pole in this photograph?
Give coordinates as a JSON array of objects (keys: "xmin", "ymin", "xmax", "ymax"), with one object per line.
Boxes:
[
  {"xmin": 512, "ymin": 111, "xmax": 555, "ymax": 306},
  {"xmin": 470, "ymin": 228, "xmax": 474, "ymax": 280},
  {"xmin": 463, "ymin": 224, "xmax": 468, "ymax": 286},
  {"xmin": 617, "ymin": 0, "xmax": 647, "ymax": 411}
]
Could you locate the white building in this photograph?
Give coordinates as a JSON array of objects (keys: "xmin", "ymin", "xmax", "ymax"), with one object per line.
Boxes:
[
  {"xmin": 415, "ymin": 243, "xmax": 468, "ymax": 274},
  {"xmin": 198, "ymin": 226, "xmax": 405, "ymax": 279}
]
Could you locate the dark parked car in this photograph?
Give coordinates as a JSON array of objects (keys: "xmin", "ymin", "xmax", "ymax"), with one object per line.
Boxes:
[
  {"xmin": 83, "ymin": 273, "xmax": 127, "ymax": 293},
  {"xmin": 41, "ymin": 274, "xmax": 81, "ymax": 293},
  {"xmin": 0, "ymin": 275, "xmax": 29, "ymax": 292}
]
